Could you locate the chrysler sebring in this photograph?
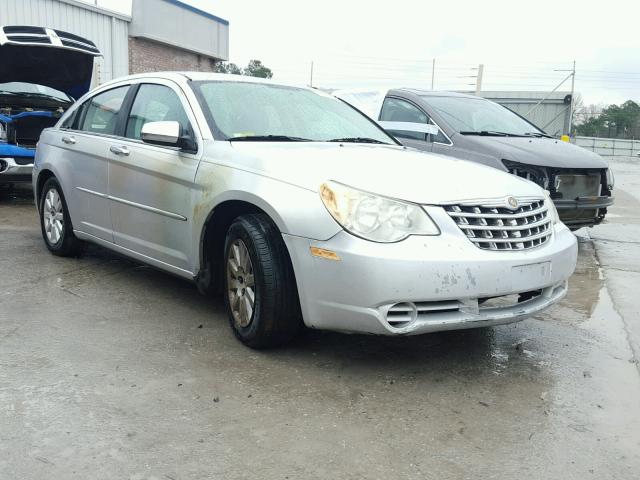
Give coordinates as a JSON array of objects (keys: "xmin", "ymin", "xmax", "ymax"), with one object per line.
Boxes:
[{"xmin": 33, "ymin": 73, "xmax": 577, "ymax": 347}]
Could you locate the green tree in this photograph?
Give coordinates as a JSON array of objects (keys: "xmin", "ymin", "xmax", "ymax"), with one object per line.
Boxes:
[
  {"xmin": 575, "ymin": 100, "xmax": 640, "ymax": 138},
  {"xmin": 243, "ymin": 59, "xmax": 273, "ymax": 79},
  {"xmin": 214, "ymin": 62, "xmax": 242, "ymax": 75}
]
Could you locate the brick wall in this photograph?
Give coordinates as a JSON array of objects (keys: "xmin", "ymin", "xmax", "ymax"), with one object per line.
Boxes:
[{"xmin": 128, "ymin": 37, "xmax": 218, "ymax": 74}]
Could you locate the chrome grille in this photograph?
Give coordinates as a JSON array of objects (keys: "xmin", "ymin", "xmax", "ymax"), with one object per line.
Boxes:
[{"xmin": 445, "ymin": 199, "xmax": 552, "ymax": 251}]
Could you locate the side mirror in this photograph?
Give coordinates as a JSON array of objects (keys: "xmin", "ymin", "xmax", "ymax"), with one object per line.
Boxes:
[
  {"xmin": 141, "ymin": 121, "xmax": 181, "ymax": 147},
  {"xmin": 141, "ymin": 120, "xmax": 198, "ymax": 152},
  {"xmin": 378, "ymin": 121, "xmax": 440, "ymax": 136}
]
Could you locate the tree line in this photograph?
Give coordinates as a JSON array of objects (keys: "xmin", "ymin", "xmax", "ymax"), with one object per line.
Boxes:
[
  {"xmin": 214, "ymin": 59, "xmax": 273, "ymax": 79},
  {"xmin": 574, "ymin": 100, "xmax": 640, "ymax": 139}
]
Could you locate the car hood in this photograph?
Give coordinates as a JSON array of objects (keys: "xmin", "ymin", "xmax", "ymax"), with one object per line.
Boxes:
[
  {"xmin": 225, "ymin": 142, "xmax": 544, "ymax": 204},
  {"xmin": 461, "ymin": 135, "xmax": 608, "ymax": 169},
  {"xmin": 0, "ymin": 44, "xmax": 98, "ymax": 99}
]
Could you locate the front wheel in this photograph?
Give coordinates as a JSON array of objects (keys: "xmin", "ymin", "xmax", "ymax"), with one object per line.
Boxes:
[
  {"xmin": 39, "ymin": 177, "xmax": 84, "ymax": 257},
  {"xmin": 223, "ymin": 214, "xmax": 302, "ymax": 348}
]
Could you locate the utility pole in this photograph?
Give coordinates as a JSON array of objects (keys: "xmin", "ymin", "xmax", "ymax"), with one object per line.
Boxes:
[
  {"xmin": 309, "ymin": 61, "xmax": 314, "ymax": 88},
  {"xmin": 568, "ymin": 60, "xmax": 576, "ymax": 135},
  {"xmin": 431, "ymin": 58, "xmax": 435, "ymax": 90},
  {"xmin": 552, "ymin": 62, "xmax": 576, "ymax": 135},
  {"xmin": 475, "ymin": 64, "xmax": 484, "ymax": 95}
]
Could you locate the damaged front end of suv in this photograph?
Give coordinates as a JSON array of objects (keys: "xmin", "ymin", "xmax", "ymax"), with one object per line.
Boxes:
[
  {"xmin": 503, "ymin": 160, "xmax": 614, "ymax": 229},
  {"xmin": 0, "ymin": 25, "xmax": 101, "ymax": 184}
]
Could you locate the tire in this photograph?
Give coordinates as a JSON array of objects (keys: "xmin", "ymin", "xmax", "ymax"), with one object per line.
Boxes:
[
  {"xmin": 223, "ymin": 213, "xmax": 302, "ymax": 348},
  {"xmin": 39, "ymin": 177, "xmax": 84, "ymax": 257}
]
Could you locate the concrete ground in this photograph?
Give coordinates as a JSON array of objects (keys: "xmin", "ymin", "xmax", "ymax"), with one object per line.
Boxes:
[{"xmin": 1, "ymin": 160, "xmax": 639, "ymax": 480}]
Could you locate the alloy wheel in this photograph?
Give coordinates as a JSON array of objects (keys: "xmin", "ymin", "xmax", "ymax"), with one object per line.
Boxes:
[
  {"xmin": 43, "ymin": 188, "xmax": 64, "ymax": 245},
  {"xmin": 226, "ymin": 239, "xmax": 256, "ymax": 328}
]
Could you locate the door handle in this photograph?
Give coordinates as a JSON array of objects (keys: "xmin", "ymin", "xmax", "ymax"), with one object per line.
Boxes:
[
  {"xmin": 110, "ymin": 145, "xmax": 130, "ymax": 156},
  {"xmin": 62, "ymin": 135, "xmax": 76, "ymax": 145}
]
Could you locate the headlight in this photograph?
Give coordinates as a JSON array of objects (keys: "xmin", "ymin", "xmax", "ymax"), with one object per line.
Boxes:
[
  {"xmin": 0, "ymin": 123, "xmax": 6, "ymax": 142},
  {"xmin": 319, "ymin": 181, "xmax": 439, "ymax": 242},
  {"xmin": 606, "ymin": 168, "xmax": 614, "ymax": 190},
  {"xmin": 544, "ymin": 191, "xmax": 560, "ymax": 225}
]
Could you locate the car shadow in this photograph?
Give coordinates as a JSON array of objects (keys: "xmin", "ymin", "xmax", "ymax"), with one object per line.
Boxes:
[
  {"xmin": 104, "ymin": 252, "xmax": 519, "ymax": 377},
  {"xmin": 0, "ymin": 184, "xmax": 34, "ymax": 205}
]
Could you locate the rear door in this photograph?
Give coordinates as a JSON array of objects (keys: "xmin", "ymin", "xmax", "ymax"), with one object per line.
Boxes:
[
  {"xmin": 55, "ymin": 85, "xmax": 130, "ymax": 241},
  {"xmin": 107, "ymin": 80, "xmax": 201, "ymax": 273}
]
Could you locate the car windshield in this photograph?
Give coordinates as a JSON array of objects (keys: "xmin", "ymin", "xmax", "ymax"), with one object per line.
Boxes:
[
  {"xmin": 192, "ymin": 80, "xmax": 396, "ymax": 144},
  {"xmin": 421, "ymin": 96, "xmax": 544, "ymax": 136},
  {"xmin": 0, "ymin": 82, "xmax": 72, "ymax": 102}
]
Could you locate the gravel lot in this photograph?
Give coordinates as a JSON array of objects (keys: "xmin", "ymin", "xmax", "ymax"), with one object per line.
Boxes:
[{"xmin": 1, "ymin": 159, "xmax": 639, "ymax": 479}]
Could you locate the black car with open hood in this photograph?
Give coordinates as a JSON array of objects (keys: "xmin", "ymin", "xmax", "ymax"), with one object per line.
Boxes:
[{"xmin": 0, "ymin": 25, "xmax": 101, "ymax": 184}]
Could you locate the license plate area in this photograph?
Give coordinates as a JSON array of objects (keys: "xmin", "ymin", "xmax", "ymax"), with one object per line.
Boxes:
[{"xmin": 511, "ymin": 261, "xmax": 551, "ymax": 291}]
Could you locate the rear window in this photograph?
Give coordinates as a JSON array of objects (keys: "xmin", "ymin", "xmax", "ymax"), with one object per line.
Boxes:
[{"xmin": 78, "ymin": 86, "xmax": 129, "ymax": 135}]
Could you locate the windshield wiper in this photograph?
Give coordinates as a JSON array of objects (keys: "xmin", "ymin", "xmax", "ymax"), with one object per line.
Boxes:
[
  {"xmin": 227, "ymin": 135, "xmax": 312, "ymax": 142},
  {"xmin": 328, "ymin": 137, "xmax": 390, "ymax": 144},
  {"xmin": 523, "ymin": 132, "xmax": 553, "ymax": 138},
  {"xmin": 459, "ymin": 130, "xmax": 522, "ymax": 137}
]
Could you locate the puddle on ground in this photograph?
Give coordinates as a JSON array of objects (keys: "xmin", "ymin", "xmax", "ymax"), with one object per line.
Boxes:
[{"xmin": 562, "ymin": 236, "xmax": 604, "ymax": 318}]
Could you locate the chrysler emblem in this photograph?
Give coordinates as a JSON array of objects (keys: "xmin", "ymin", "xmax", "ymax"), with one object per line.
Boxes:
[{"xmin": 506, "ymin": 196, "xmax": 518, "ymax": 209}]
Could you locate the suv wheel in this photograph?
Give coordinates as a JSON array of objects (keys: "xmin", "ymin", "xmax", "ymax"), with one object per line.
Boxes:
[
  {"xmin": 39, "ymin": 177, "xmax": 84, "ymax": 257},
  {"xmin": 223, "ymin": 213, "xmax": 302, "ymax": 348}
]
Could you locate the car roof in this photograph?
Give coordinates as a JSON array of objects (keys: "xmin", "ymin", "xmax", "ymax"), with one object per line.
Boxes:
[
  {"xmin": 391, "ymin": 88, "xmax": 485, "ymax": 100},
  {"xmin": 98, "ymin": 71, "xmax": 318, "ymax": 93}
]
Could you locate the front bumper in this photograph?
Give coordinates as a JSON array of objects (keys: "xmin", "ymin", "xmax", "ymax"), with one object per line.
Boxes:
[
  {"xmin": 283, "ymin": 207, "xmax": 577, "ymax": 336},
  {"xmin": 0, "ymin": 157, "xmax": 34, "ymax": 183},
  {"xmin": 555, "ymin": 195, "xmax": 614, "ymax": 228}
]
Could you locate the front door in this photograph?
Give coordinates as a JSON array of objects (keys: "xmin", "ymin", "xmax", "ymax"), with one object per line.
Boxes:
[{"xmin": 107, "ymin": 82, "xmax": 201, "ymax": 272}]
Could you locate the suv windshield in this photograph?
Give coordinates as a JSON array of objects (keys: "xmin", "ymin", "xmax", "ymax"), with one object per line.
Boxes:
[
  {"xmin": 0, "ymin": 82, "xmax": 73, "ymax": 102},
  {"xmin": 421, "ymin": 96, "xmax": 544, "ymax": 136},
  {"xmin": 192, "ymin": 81, "xmax": 395, "ymax": 144}
]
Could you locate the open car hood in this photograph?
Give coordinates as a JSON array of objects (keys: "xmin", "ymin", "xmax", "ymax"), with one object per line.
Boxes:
[{"xmin": 0, "ymin": 26, "xmax": 102, "ymax": 99}]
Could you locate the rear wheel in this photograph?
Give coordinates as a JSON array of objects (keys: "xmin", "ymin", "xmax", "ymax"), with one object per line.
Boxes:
[
  {"xmin": 223, "ymin": 213, "xmax": 302, "ymax": 348},
  {"xmin": 39, "ymin": 177, "xmax": 84, "ymax": 257}
]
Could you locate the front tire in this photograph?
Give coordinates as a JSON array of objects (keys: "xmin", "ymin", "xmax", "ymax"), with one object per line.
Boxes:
[
  {"xmin": 39, "ymin": 177, "xmax": 84, "ymax": 257},
  {"xmin": 223, "ymin": 214, "xmax": 302, "ymax": 348}
]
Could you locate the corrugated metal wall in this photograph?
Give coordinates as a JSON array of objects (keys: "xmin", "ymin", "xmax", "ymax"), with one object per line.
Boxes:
[
  {"xmin": 478, "ymin": 91, "xmax": 572, "ymax": 137},
  {"xmin": 0, "ymin": 0, "xmax": 130, "ymax": 86}
]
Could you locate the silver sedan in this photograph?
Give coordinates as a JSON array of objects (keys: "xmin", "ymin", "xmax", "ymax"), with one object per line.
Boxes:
[{"xmin": 33, "ymin": 73, "xmax": 577, "ymax": 348}]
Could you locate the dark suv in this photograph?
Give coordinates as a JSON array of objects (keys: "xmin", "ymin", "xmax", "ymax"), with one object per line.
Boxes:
[{"xmin": 336, "ymin": 88, "xmax": 614, "ymax": 229}]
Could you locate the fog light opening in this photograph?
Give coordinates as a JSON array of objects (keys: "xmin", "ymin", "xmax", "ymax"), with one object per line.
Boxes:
[
  {"xmin": 386, "ymin": 302, "xmax": 418, "ymax": 329},
  {"xmin": 0, "ymin": 160, "xmax": 7, "ymax": 173}
]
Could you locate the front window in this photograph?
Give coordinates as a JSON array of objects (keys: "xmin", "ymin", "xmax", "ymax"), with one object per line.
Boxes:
[
  {"xmin": 192, "ymin": 81, "xmax": 395, "ymax": 144},
  {"xmin": 126, "ymin": 84, "xmax": 191, "ymax": 140},
  {"xmin": 0, "ymin": 82, "xmax": 72, "ymax": 103},
  {"xmin": 421, "ymin": 96, "xmax": 544, "ymax": 136},
  {"xmin": 380, "ymin": 97, "xmax": 449, "ymax": 144}
]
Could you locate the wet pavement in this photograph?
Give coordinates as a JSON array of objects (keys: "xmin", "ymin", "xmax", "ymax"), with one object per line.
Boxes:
[{"xmin": 1, "ymin": 162, "xmax": 639, "ymax": 480}]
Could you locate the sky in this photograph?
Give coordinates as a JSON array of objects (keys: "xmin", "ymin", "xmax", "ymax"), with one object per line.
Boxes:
[{"xmin": 95, "ymin": 0, "xmax": 640, "ymax": 106}]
